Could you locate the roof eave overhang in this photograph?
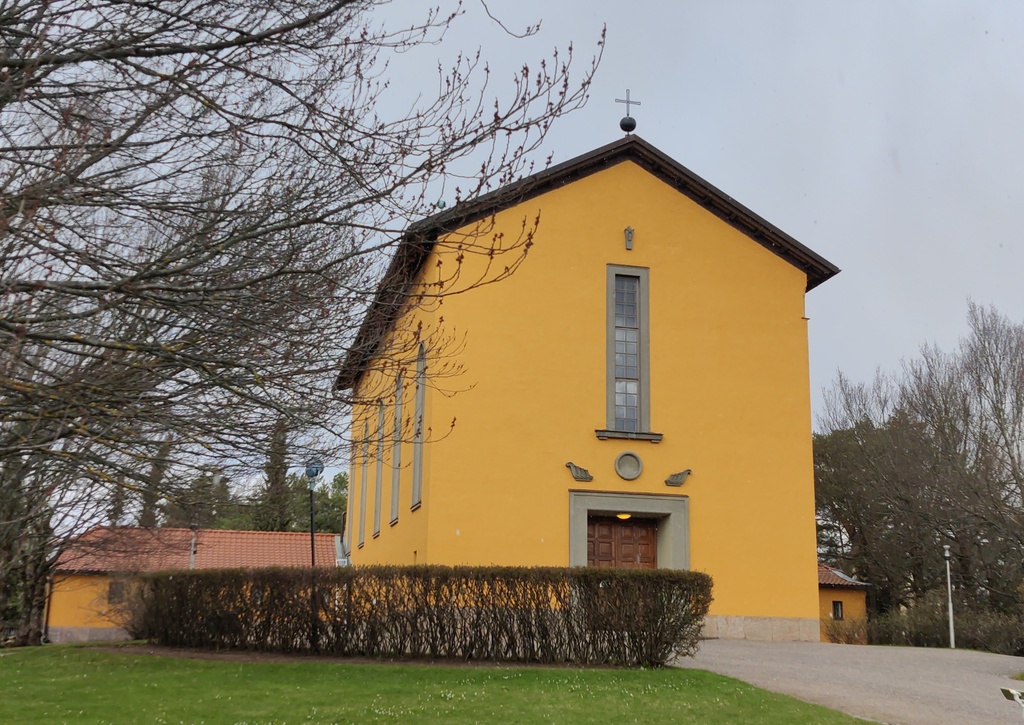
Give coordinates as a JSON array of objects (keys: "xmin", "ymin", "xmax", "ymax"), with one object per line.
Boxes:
[{"xmin": 819, "ymin": 582, "xmax": 872, "ymax": 590}]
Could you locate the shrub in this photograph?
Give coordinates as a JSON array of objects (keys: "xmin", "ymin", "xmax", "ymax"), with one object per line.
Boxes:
[
  {"xmin": 134, "ymin": 565, "xmax": 713, "ymax": 667},
  {"xmin": 868, "ymin": 589, "xmax": 1024, "ymax": 656},
  {"xmin": 821, "ymin": 616, "xmax": 867, "ymax": 644},
  {"xmin": 101, "ymin": 575, "xmax": 148, "ymax": 639}
]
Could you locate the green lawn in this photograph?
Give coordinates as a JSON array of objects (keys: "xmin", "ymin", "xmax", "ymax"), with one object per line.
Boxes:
[{"xmin": 0, "ymin": 644, "xmax": 863, "ymax": 724}]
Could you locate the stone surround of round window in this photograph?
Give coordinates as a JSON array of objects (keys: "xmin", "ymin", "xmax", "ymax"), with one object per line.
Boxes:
[{"xmin": 614, "ymin": 451, "xmax": 643, "ymax": 481}]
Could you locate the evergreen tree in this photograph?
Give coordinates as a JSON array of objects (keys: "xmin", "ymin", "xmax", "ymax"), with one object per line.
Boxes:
[
  {"xmin": 107, "ymin": 478, "xmax": 126, "ymax": 527},
  {"xmin": 162, "ymin": 471, "xmax": 243, "ymax": 530},
  {"xmin": 138, "ymin": 440, "xmax": 173, "ymax": 527},
  {"xmin": 252, "ymin": 419, "xmax": 293, "ymax": 531},
  {"xmin": 292, "ymin": 472, "xmax": 348, "ymax": 535}
]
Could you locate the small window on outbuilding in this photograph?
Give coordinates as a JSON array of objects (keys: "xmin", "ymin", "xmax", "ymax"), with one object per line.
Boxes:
[
  {"xmin": 108, "ymin": 580, "xmax": 126, "ymax": 605},
  {"xmin": 832, "ymin": 600, "xmax": 844, "ymax": 620}
]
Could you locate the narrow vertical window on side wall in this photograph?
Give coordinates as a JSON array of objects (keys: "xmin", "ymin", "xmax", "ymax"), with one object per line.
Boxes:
[
  {"xmin": 373, "ymin": 401, "xmax": 384, "ymax": 537},
  {"xmin": 411, "ymin": 342, "xmax": 426, "ymax": 509},
  {"xmin": 832, "ymin": 600, "xmax": 844, "ymax": 620},
  {"xmin": 358, "ymin": 420, "xmax": 368, "ymax": 548},
  {"xmin": 390, "ymin": 372, "xmax": 403, "ymax": 525},
  {"xmin": 606, "ymin": 266, "xmax": 651, "ymax": 433},
  {"xmin": 345, "ymin": 454, "xmax": 355, "ymax": 554}
]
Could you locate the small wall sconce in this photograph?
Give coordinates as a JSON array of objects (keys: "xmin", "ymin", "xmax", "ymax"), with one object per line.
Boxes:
[{"xmin": 624, "ymin": 226, "xmax": 635, "ymax": 250}]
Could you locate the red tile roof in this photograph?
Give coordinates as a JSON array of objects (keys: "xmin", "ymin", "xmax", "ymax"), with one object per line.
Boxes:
[
  {"xmin": 57, "ymin": 527, "xmax": 342, "ymax": 574},
  {"xmin": 818, "ymin": 562, "xmax": 870, "ymax": 589}
]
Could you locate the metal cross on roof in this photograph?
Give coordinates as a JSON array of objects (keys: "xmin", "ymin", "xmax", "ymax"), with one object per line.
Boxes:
[{"xmin": 616, "ymin": 89, "xmax": 642, "ymax": 117}]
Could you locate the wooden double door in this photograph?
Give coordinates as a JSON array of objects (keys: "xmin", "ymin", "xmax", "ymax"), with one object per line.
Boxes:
[{"xmin": 586, "ymin": 516, "xmax": 657, "ymax": 569}]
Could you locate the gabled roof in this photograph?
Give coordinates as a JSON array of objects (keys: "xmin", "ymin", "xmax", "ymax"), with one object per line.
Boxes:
[
  {"xmin": 818, "ymin": 562, "xmax": 870, "ymax": 589},
  {"xmin": 57, "ymin": 526, "xmax": 342, "ymax": 574},
  {"xmin": 335, "ymin": 135, "xmax": 840, "ymax": 391}
]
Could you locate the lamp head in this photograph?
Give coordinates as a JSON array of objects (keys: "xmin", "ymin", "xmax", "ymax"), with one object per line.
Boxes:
[{"xmin": 305, "ymin": 458, "xmax": 324, "ymax": 486}]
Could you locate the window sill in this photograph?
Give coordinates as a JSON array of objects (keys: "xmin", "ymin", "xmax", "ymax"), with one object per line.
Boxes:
[
  {"xmin": 595, "ymin": 429, "xmax": 663, "ymax": 443},
  {"xmin": 410, "ymin": 501, "xmax": 422, "ymax": 512}
]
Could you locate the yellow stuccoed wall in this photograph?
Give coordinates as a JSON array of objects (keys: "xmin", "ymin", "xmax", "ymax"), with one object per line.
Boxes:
[
  {"xmin": 49, "ymin": 574, "xmax": 114, "ymax": 627},
  {"xmin": 349, "ymin": 159, "xmax": 821, "ymax": 632},
  {"xmin": 46, "ymin": 574, "xmax": 128, "ymax": 642},
  {"xmin": 347, "ymin": 394, "xmax": 432, "ymax": 565}
]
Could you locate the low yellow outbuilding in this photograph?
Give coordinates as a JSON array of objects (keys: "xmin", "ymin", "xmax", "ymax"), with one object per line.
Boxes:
[
  {"xmin": 818, "ymin": 562, "xmax": 870, "ymax": 643},
  {"xmin": 47, "ymin": 526, "xmax": 343, "ymax": 643}
]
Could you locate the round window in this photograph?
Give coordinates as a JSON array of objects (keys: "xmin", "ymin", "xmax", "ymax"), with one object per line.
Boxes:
[{"xmin": 614, "ymin": 452, "xmax": 643, "ymax": 481}]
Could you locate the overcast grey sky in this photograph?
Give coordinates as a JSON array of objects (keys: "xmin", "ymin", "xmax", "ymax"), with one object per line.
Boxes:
[{"xmin": 381, "ymin": 1, "xmax": 1024, "ymax": 424}]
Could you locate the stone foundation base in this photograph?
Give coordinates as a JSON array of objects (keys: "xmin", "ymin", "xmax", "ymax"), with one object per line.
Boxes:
[
  {"xmin": 701, "ymin": 615, "xmax": 819, "ymax": 642},
  {"xmin": 48, "ymin": 626, "xmax": 130, "ymax": 644}
]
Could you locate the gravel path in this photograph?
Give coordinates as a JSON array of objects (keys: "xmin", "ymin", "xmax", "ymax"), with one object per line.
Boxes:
[{"xmin": 674, "ymin": 639, "xmax": 1023, "ymax": 724}]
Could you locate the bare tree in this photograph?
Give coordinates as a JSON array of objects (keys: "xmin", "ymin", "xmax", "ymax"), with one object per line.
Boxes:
[
  {"xmin": 0, "ymin": 0, "xmax": 601, "ymax": 643},
  {"xmin": 816, "ymin": 303, "xmax": 1024, "ymax": 617}
]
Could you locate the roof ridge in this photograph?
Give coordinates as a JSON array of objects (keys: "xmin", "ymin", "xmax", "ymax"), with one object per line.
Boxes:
[{"xmin": 197, "ymin": 528, "xmax": 339, "ymax": 536}]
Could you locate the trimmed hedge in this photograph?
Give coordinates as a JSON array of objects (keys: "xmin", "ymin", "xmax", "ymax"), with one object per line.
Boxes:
[{"xmin": 135, "ymin": 565, "xmax": 713, "ymax": 667}]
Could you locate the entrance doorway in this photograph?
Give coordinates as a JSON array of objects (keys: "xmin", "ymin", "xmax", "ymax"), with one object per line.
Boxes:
[
  {"xmin": 569, "ymin": 492, "xmax": 688, "ymax": 569},
  {"xmin": 586, "ymin": 516, "xmax": 657, "ymax": 569}
]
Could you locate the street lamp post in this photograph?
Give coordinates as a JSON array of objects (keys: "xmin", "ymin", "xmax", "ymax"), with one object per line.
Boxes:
[
  {"xmin": 943, "ymin": 544, "xmax": 955, "ymax": 649},
  {"xmin": 305, "ymin": 460, "xmax": 323, "ymax": 566},
  {"xmin": 305, "ymin": 458, "xmax": 324, "ymax": 652}
]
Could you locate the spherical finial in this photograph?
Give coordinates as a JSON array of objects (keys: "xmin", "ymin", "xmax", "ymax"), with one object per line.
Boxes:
[{"xmin": 616, "ymin": 89, "xmax": 641, "ymax": 134}]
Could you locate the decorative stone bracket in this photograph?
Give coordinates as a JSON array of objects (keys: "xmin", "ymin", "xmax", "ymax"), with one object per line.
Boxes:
[
  {"xmin": 665, "ymin": 469, "xmax": 692, "ymax": 487},
  {"xmin": 565, "ymin": 462, "xmax": 593, "ymax": 482}
]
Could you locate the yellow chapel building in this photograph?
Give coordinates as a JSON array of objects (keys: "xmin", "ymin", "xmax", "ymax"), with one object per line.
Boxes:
[{"xmin": 335, "ymin": 135, "xmax": 839, "ymax": 641}]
